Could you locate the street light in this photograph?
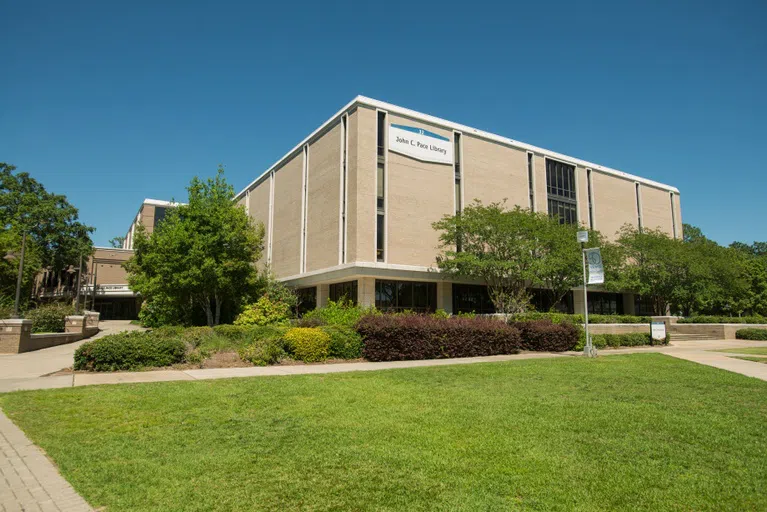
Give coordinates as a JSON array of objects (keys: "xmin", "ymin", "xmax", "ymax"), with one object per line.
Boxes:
[{"xmin": 577, "ymin": 230, "xmax": 596, "ymax": 358}]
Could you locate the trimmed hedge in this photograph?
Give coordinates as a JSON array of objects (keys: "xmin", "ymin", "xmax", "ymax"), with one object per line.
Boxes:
[
  {"xmin": 735, "ymin": 328, "xmax": 767, "ymax": 341},
  {"xmin": 514, "ymin": 320, "xmax": 580, "ymax": 352},
  {"xmin": 26, "ymin": 303, "xmax": 75, "ymax": 333},
  {"xmin": 284, "ymin": 328, "xmax": 331, "ymax": 363},
  {"xmin": 74, "ymin": 331, "xmax": 186, "ymax": 371},
  {"xmin": 678, "ymin": 316, "xmax": 767, "ymax": 324},
  {"xmin": 359, "ymin": 315, "xmax": 521, "ymax": 362},
  {"xmin": 320, "ymin": 325, "xmax": 363, "ymax": 359},
  {"xmin": 508, "ymin": 312, "xmax": 651, "ymax": 324},
  {"xmin": 574, "ymin": 332, "xmax": 661, "ymax": 351}
]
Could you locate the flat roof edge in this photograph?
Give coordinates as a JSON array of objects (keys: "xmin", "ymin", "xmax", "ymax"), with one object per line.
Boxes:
[{"xmin": 235, "ymin": 95, "xmax": 679, "ymax": 199}]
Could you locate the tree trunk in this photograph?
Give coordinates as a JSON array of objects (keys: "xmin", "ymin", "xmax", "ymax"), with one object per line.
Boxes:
[
  {"xmin": 203, "ymin": 296, "xmax": 214, "ymax": 327},
  {"xmin": 214, "ymin": 292, "xmax": 221, "ymax": 326}
]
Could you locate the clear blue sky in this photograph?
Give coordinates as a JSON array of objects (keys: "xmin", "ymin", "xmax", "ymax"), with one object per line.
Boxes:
[{"xmin": 2, "ymin": 0, "xmax": 765, "ymax": 247}]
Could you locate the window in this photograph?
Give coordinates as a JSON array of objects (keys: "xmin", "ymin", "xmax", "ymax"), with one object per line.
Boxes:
[
  {"xmin": 376, "ymin": 111, "xmax": 387, "ymax": 261},
  {"xmin": 301, "ymin": 145, "xmax": 309, "ymax": 272},
  {"xmin": 452, "ymin": 284, "xmax": 495, "ymax": 314},
  {"xmin": 586, "ymin": 169, "xmax": 594, "ymax": 229},
  {"xmin": 295, "ymin": 287, "xmax": 317, "ymax": 316},
  {"xmin": 634, "ymin": 295, "xmax": 654, "ymax": 316},
  {"xmin": 153, "ymin": 207, "xmax": 167, "ymax": 229},
  {"xmin": 588, "ymin": 292, "xmax": 624, "ymax": 315},
  {"xmin": 529, "ymin": 289, "xmax": 574, "ymax": 314},
  {"xmin": 329, "ymin": 280, "xmax": 358, "ymax": 304},
  {"xmin": 341, "ymin": 115, "xmax": 348, "ymax": 262},
  {"xmin": 670, "ymin": 192, "xmax": 677, "ymax": 239},
  {"xmin": 546, "ymin": 159, "xmax": 577, "ymax": 224},
  {"xmin": 635, "ymin": 183, "xmax": 643, "ymax": 232},
  {"xmin": 527, "ymin": 153, "xmax": 535, "ymax": 210},
  {"xmin": 454, "ymin": 132, "xmax": 462, "ymax": 252},
  {"xmin": 375, "ymin": 280, "xmax": 436, "ymax": 312}
]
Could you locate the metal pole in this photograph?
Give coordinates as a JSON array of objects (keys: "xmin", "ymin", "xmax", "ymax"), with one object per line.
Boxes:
[
  {"xmin": 75, "ymin": 253, "xmax": 83, "ymax": 314},
  {"xmin": 582, "ymin": 243, "xmax": 591, "ymax": 357},
  {"xmin": 90, "ymin": 260, "xmax": 98, "ymax": 313},
  {"xmin": 12, "ymin": 231, "xmax": 26, "ymax": 319}
]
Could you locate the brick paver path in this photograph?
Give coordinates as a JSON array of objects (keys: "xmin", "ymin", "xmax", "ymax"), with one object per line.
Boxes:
[{"xmin": 0, "ymin": 411, "xmax": 91, "ymax": 512}]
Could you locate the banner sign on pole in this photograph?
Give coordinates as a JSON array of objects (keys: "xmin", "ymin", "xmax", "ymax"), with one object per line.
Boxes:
[
  {"xmin": 585, "ymin": 248, "xmax": 604, "ymax": 285},
  {"xmin": 651, "ymin": 321, "xmax": 667, "ymax": 341}
]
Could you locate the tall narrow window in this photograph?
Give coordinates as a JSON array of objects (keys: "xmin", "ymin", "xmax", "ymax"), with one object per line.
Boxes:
[
  {"xmin": 527, "ymin": 153, "xmax": 535, "ymax": 210},
  {"xmin": 454, "ymin": 133, "xmax": 462, "ymax": 214},
  {"xmin": 340, "ymin": 115, "xmax": 348, "ymax": 263},
  {"xmin": 376, "ymin": 111, "xmax": 386, "ymax": 262},
  {"xmin": 586, "ymin": 169, "xmax": 594, "ymax": 229},
  {"xmin": 301, "ymin": 145, "xmax": 309, "ymax": 272},
  {"xmin": 635, "ymin": 183, "xmax": 643, "ymax": 232},
  {"xmin": 670, "ymin": 192, "xmax": 677, "ymax": 238},
  {"xmin": 546, "ymin": 159, "xmax": 577, "ymax": 224}
]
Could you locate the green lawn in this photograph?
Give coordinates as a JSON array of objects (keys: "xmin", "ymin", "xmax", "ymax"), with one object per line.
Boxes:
[
  {"xmin": 2, "ymin": 354, "xmax": 766, "ymax": 511},
  {"xmin": 731, "ymin": 356, "xmax": 767, "ymax": 364},
  {"xmin": 714, "ymin": 346, "xmax": 767, "ymax": 355}
]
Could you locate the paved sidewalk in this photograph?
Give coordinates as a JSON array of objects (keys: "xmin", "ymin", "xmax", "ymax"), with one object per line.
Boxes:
[{"xmin": 0, "ymin": 410, "xmax": 91, "ymax": 512}]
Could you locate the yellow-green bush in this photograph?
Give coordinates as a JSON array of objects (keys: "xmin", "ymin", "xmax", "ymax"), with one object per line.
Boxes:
[
  {"xmin": 284, "ymin": 327, "xmax": 331, "ymax": 363},
  {"xmin": 234, "ymin": 296, "xmax": 291, "ymax": 326}
]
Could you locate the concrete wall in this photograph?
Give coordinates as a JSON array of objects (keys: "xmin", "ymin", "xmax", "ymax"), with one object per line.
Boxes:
[
  {"xmin": 89, "ymin": 248, "xmax": 133, "ymax": 285},
  {"xmin": 591, "ymin": 171, "xmax": 638, "ymax": 239},
  {"xmin": 346, "ymin": 110, "xmax": 360, "ymax": 262},
  {"xmin": 271, "ymin": 153, "xmax": 304, "ymax": 278},
  {"xmin": 350, "ymin": 106, "xmax": 377, "ymax": 263},
  {"xmin": 248, "ymin": 178, "xmax": 271, "ymax": 265},
  {"xmin": 589, "ymin": 324, "xmax": 650, "ymax": 335},
  {"xmin": 385, "ymin": 113, "xmax": 454, "ymax": 267},
  {"xmin": 670, "ymin": 323, "xmax": 766, "ymax": 339},
  {"xmin": 306, "ymin": 121, "xmax": 342, "ymax": 271},
  {"xmin": 462, "ymin": 135, "xmax": 528, "ymax": 208},
  {"xmin": 641, "ymin": 184, "xmax": 674, "ymax": 236},
  {"xmin": 0, "ymin": 313, "xmax": 100, "ymax": 354}
]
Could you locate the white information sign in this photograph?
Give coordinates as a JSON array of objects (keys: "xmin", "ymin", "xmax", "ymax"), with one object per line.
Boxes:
[
  {"xmin": 388, "ymin": 123, "xmax": 453, "ymax": 165},
  {"xmin": 585, "ymin": 248, "xmax": 604, "ymax": 285},
  {"xmin": 651, "ymin": 321, "xmax": 667, "ymax": 341}
]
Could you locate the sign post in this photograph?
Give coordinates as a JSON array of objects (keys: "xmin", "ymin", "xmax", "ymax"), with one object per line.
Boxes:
[
  {"xmin": 578, "ymin": 232, "xmax": 603, "ymax": 358},
  {"xmin": 651, "ymin": 321, "xmax": 667, "ymax": 343}
]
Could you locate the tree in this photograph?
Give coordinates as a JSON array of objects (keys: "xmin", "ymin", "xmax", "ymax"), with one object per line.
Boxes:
[
  {"xmin": 108, "ymin": 236, "xmax": 125, "ymax": 248},
  {"xmin": 0, "ymin": 163, "xmax": 93, "ymax": 302},
  {"xmin": 125, "ymin": 167, "xmax": 265, "ymax": 326},
  {"xmin": 433, "ymin": 201, "xmax": 610, "ymax": 313}
]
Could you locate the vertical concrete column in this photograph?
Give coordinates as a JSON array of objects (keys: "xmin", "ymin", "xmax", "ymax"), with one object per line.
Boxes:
[
  {"xmin": 0, "ymin": 319, "xmax": 33, "ymax": 354},
  {"xmin": 436, "ymin": 281, "xmax": 453, "ymax": 314},
  {"xmin": 358, "ymin": 277, "xmax": 376, "ymax": 308},
  {"xmin": 317, "ymin": 284, "xmax": 330, "ymax": 308},
  {"xmin": 573, "ymin": 288, "xmax": 586, "ymax": 315},
  {"xmin": 65, "ymin": 315, "xmax": 86, "ymax": 335},
  {"xmin": 622, "ymin": 293, "xmax": 635, "ymax": 315}
]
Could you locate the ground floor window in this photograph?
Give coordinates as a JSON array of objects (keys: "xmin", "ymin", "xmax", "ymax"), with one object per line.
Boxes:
[
  {"xmin": 329, "ymin": 280, "xmax": 358, "ymax": 305},
  {"xmin": 452, "ymin": 284, "xmax": 495, "ymax": 314},
  {"xmin": 375, "ymin": 280, "xmax": 436, "ymax": 312},
  {"xmin": 634, "ymin": 295, "xmax": 654, "ymax": 316},
  {"xmin": 588, "ymin": 292, "xmax": 624, "ymax": 315},
  {"xmin": 94, "ymin": 297, "xmax": 140, "ymax": 320},
  {"xmin": 295, "ymin": 287, "xmax": 317, "ymax": 316},
  {"xmin": 529, "ymin": 289, "xmax": 574, "ymax": 314}
]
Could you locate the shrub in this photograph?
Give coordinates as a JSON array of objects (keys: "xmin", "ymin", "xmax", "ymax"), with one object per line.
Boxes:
[
  {"xmin": 237, "ymin": 325, "xmax": 290, "ymax": 365},
  {"xmin": 294, "ymin": 316, "xmax": 324, "ymax": 328},
  {"xmin": 508, "ymin": 312, "xmax": 651, "ymax": 325},
  {"xmin": 302, "ymin": 299, "xmax": 378, "ymax": 328},
  {"xmin": 212, "ymin": 324, "xmax": 249, "ymax": 341},
  {"xmin": 74, "ymin": 331, "xmax": 186, "ymax": 371},
  {"xmin": 320, "ymin": 325, "xmax": 363, "ymax": 359},
  {"xmin": 574, "ymin": 332, "xmax": 656, "ymax": 351},
  {"xmin": 514, "ymin": 319, "xmax": 579, "ymax": 352},
  {"xmin": 678, "ymin": 316, "xmax": 767, "ymax": 324},
  {"xmin": 736, "ymin": 328, "xmax": 767, "ymax": 341},
  {"xmin": 283, "ymin": 327, "xmax": 331, "ymax": 363},
  {"xmin": 234, "ymin": 296, "xmax": 292, "ymax": 326},
  {"xmin": 431, "ymin": 309, "xmax": 450, "ymax": 319},
  {"xmin": 358, "ymin": 315, "xmax": 521, "ymax": 362},
  {"xmin": 25, "ymin": 302, "xmax": 75, "ymax": 333}
]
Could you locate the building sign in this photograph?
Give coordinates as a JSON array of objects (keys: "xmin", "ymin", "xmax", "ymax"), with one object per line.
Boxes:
[
  {"xmin": 651, "ymin": 321, "xmax": 667, "ymax": 341},
  {"xmin": 585, "ymin": 248, "xmax": 604, "ymax": 285},
  {"xmin": 388, "ymin": 123, "xmax": 453, "ymax": 165}
]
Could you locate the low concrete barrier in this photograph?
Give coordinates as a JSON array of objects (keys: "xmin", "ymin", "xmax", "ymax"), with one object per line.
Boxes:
[
  {"xmin": 587, "ymin": 324, "xmax": 650, "ymax": 335},
  {"xmin": 0, "ymin": 312, "xmax": 100, "ymax": 354},
  {"xmin": 670, "ymin": 323, "xmax": 766, "ymax": 339}
]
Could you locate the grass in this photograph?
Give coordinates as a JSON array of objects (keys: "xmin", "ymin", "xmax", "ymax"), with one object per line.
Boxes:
[
  {"xmin": 1, "ymin": 354, "xmax": 766, "ymax": 511},
  {"xmin": 714, "ymin": 347, "xmax": 767, "ymax": 355},
  {"xmin": 731, "ymin": 356, "xmax": 767, "ymax": 364}
]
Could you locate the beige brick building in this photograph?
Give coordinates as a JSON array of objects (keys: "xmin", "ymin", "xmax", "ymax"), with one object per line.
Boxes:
[{"xmin": 235, "ymin": 96, "xmax": 682, "ymax": 315}]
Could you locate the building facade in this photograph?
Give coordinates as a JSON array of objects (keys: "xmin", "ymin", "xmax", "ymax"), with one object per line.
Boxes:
[{"xmin": 234, "ymin": 96, "xmax": 682, "ymax": 315}]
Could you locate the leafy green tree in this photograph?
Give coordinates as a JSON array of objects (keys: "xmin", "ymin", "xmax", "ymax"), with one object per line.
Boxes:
[
  {"xmin": 108, "ymin": 236, "xmax": 125, "ymax": 248},
  {"xmin": 126, "ymin": 167, "xmax": 265, "ymax": 326},
  {"xmin": 0, "ymin": 163, "xmax": 93, "ymax": 303}
]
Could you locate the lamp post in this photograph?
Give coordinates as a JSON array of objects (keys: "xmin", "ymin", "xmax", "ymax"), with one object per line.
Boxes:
[
  {"xmin": 74, "ymin": 253, "xmax": 83, "ymax": 314},
  {"xmin": 577, "ymin": 230, "xmax": 595, "ymax": 357}
]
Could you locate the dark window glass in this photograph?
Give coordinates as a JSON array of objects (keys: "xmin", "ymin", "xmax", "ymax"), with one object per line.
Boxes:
[
  {"xmin": 452, "ymin": 284, "xmax": 496, "ymax": 314},
  {"xmin": 634, "ymin": 295, "xmax": 654, "ymax": 316},
  {"xmin": 295, "ymin": 287, "xmax": 317, "ymax": 316},
  {"xmin": 546, "ymin": 159, "xmax": 577, "ymax": 224},
  {"xmin": 153, "ymin": 207, "xmax": 167, "ymax": 228},
  {"xmin": 377, "ymin": 111, "xmax": 386, "ymax": 156},
  {"xmin": 529, "ymin": 289, "xmax": 574, "ymax": 314},
  {"xmin": 527, "ymin": 153, "xmax": 534, "ymax": 209},
  {"xmin": 376, "ymin": 214, "xmax": 385, "ymax": 261},
  {"xmin": 329, "ymin": 280, "xmax": 358, "ymax": 305},
  {"xmin": 587, "ymin": 169, "xmax": 594, "ymax": 229},
  {"xmin": 587, "ymin": 292, "xmax": 624, "ymax": 315},
  {"xmin": 376, "ymin": 280, "xmax": 436, "ymax": 312}
]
